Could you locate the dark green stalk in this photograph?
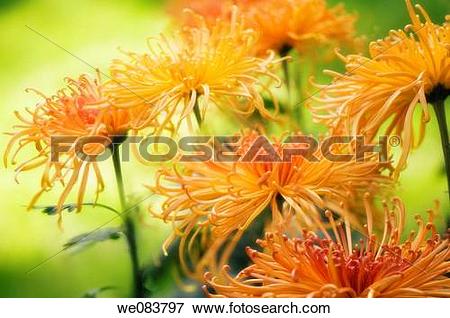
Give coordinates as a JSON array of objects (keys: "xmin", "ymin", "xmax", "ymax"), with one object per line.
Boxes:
[
  {"xmin": 282, "ymin": 58, "xmax": 290, "ymax": 94},
  {"xmin": 432, "ymin": 97, "xmax": 450, "ymax": 202},
  {"xmin": 112, "ymin": 145, "xmax": 146, "ymax": 297},
  {"xmin": 193, "ymin": 99, "xmax": 202, "ymax": 128},
  {"xmin": 280, "ymin": 46, "xmax": 292, "ymax": 115}
]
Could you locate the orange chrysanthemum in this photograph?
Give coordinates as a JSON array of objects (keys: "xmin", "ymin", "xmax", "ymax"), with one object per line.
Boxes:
[
  {"xmin": 170, "ymin": 0, "xmax": 358, "ymax": 56},
  {"xmin": 4, "ymin": 73, "xmax": 141, "ymax": 219},
  {"xmin": 104, "ymin": 8, "xmax": 283, "ymax": 135},
  {"xmin": 168, "ymin": 0, "xmax": 234, "ymax": 27},
  {"xmin": 237, "ymin": 0, "xmax": 359, "ymax": 56},
  {"xmin": 151, "ymin": 130, "xmax": 391, "ymax": 277},
  {"xmin": 205, "ymin": 197, "xmax": 450, "ymax": 297},
  {"xmin": 310, "ymin": 0, "xmax": 450, "ymax": 176}
]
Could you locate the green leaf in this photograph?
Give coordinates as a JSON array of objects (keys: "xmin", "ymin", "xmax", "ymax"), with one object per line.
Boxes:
[{"xmin": 64, "ymin": 227, "xmax": 123, "ymax": 252}]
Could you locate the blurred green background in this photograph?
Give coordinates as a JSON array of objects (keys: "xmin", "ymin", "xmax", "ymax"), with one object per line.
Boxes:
[{"xmin": 0, "ymin": 0, "xmax": 449, "ymax": 297}]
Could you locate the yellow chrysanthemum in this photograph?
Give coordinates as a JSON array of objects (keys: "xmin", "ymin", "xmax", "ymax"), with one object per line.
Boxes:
[
  {"xmin": 151, "ymin": 130, "xmax": 391, "ymax": 277},
  {"xmin": 170, "ymin": 0, "xmax": 358, "ymax": 57},
  {"xmin": 104, "ymin": 7, "xmax": 283, "ymax": 135},
  {"xmin": 310, "ymin": 0, "xmax": 450, "ymax": 177},
  {"xmin": 205, "ymin": 197, "xmax": 450, "ymax": 298},
  {"xmin": 4, "ymin": 73, "xmax": 142, "ymax": 220}
]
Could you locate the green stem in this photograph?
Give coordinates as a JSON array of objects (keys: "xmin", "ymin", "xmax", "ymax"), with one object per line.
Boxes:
[
  {"xmin": 112, "ymin": 145, "xmax": 146, "ymax": 298},
  {"xmin": 193, "ymin": 99, "xmax": 202, "ymax": 129},
  {"xmin": 432, "ymin": 98, "xmax": 450, "ymax": 202},
  {"xmin": 79, "ymin": 203, "xmax": 121, "ymax": 217},
  {"xmin": 282, "ymin": 58, "xmax": 290, "ymax": 94},
  {"xmin": 295, "ymin": 66, "xmax": 303, "ymax": 128},
  {"xmin": 281, "ymin": 52, "xmax": 292, "ymax": 117}
]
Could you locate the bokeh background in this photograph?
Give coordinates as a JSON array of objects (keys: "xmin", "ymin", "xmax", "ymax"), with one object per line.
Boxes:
[{"xmin": 0, "ymin": 0, "xmax": 449, "ymax": 297}]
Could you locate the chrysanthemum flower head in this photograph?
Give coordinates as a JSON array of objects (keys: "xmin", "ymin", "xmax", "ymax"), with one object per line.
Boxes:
[
  {"xmin": 310, "ymin": 0, "xmax": 450, "ymax": 177},
  {"xmin": 205, "ymin": 197, "xmax": 450, "ymax": 297},
  {"xmin": 4, "ymin": 73, "xmax": 140, "ymax": 221},
  {"xmin": 104, "ymin": 7, "xmax": 283, "ymax": 135},
  {"xmin": 237, "ymin": 0, "xmax": 359, "ymax": 56},
  {"xmin": 170, "ymin": 0, "xmax": 359, "ymax": 57},
  {"xmin": 151, "ymin": 130, "xmax": 391, "ymax": 277},
  {"xmin": 168, "ymin": 0, "xmax": 234, "ymax": 27}
]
